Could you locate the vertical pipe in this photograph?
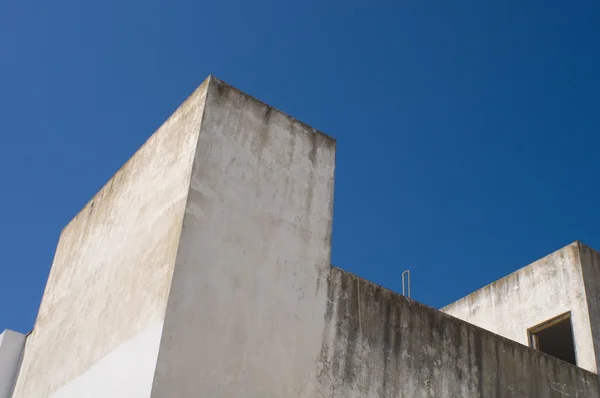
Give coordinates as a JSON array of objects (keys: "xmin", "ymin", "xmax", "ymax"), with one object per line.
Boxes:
[{"xmin": 402, "ymin": 270, "xmax": 411, "ymax": 298}]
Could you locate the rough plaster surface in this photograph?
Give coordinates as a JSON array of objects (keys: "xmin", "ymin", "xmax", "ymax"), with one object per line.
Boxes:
[
  {"xmin": 0, "ymin": 330, "xmax": 25, "ymax": 398},
  {"xmin": 151, "ymin": 77, "xmax": 337, "ymax": 397},
  {"xmin": 149, "ymin": 78, "xmax": 598, "ymax": 397},
  {"xmin": 441, "ymin": 242, "xmax": 598, "ymax": 374},
  {"xmin": 51, "ymin": 323, "xmax": 163, "ymax": 398},
  {"xmin": 11, "ymin": 79, "xmax": 209, "ymax": 397},
  {"xmin": 579, "ymin": 242, "xmax": 600, "ymax": 375},
  {"xmin": 10, "ymin": 76, "xmax": 600, "ymax": 397},
  {"xmin": 316, "ymin": 267, "xmax": 598, "ymax": 397}
]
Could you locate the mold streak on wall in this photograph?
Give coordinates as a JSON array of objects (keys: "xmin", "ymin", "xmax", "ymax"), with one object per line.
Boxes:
[{"xmin": 316, "ymin": 267, "xmax": 599, "ymax": 397}]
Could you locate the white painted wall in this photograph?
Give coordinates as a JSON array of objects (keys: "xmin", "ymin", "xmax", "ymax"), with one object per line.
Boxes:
[
  {"xmin": 151, "ymin": 77, "xmax": 337, "ymax": 397},
  {"xmin": 51, "ymin": 323, "xmax": 163, "ymax": 398},
  {"xmin": 0, "ymin": 330, "xmax": 25, "ymax": 398},
  {"xmin": 147, "ymin": 78, "xmax": 597, "ymax": 397},
  {"xmin": 11, "ymin": 76, "xmax": 599, "ymax": 397},
  {"xmin": 12, "ymin": 78, "xmax": 210, "ymax": 397},
  {"xmin": 441, "ymin": 241, "xmax": 597, "ymax": 373}
]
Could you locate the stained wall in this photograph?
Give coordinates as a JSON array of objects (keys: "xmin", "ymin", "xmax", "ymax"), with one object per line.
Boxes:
[
  {"xmin": 579, "ymin": 242, "xmax": 600, "ymax": 375},
  {"xmin": 6, "ymin": 76, "xmax": 599, "ymax": 398},
  {"xmin": 149, "ymin": 79, "xmax": 599, "ymax": 397},
  {"xmin": 441, "ymin": 242, "xmax": 597, "ymax": 374},
  {"xmin": 11, "ymin": 78, "xmax": 209, "ymax": 397},
  {"xmin": 317, "ymin": 267, "xmax": 598, "ymax": 397},
  {"xmin": 151, "ymin": 77, "xmax": 337, "ymax": 397}
]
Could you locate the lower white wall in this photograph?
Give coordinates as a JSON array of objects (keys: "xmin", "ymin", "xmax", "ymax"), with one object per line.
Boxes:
[
  {"xmin": 0, "ymin": 330, "xmax": 25, "ymax": 398},
  {"xmin": 51, "ymin": 323, "xmax": 163, "ymax": 398}
]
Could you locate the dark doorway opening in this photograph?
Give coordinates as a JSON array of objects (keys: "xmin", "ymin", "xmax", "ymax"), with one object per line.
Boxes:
[{"xmin": 528, "ymin": 312, "xmax": 576, "ymax": 365}]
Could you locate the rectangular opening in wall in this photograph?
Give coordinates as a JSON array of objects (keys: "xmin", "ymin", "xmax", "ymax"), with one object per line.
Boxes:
[{"xmin": 528, "ymin": 312, "xmax": 576, "ymax": 365}]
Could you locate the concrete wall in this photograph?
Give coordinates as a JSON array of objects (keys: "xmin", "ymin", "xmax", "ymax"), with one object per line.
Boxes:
[
  {"xmin": 579, "ymin": 242, "xmax": 600, "ymax": 375},
  {"xmin": 149, "ymin": 79, "xmax": 598, "ymax": 397},
  {"xmin": 441, "ymin": 242, "xmax": 598, "ymax": 374},
  {"xmin": 11, "ymin": 76, "xmax": 599, "ymax": 397},
  {"xmin": 316, "ymin": 267, "xmax": 598, "ymax": 397},
  {"xmin": 11, "ymin": 78, "xmax": 210, "ymax": 397},
  {"xmin": 0, "ymin": 330, "xmax": 25, "ymax": 398},
  {"xmin": 150, "ymin": 77, "xmax": 337, "ymax": 397}
]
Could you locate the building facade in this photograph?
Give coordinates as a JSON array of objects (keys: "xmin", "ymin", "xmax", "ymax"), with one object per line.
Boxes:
[
  {"xmin": 1, "ymin": 76, "xmax": 599, "ymax": 397},
  {"xmin": 442, "ymin": 241, "xmax": 600, "ymax": 376}
]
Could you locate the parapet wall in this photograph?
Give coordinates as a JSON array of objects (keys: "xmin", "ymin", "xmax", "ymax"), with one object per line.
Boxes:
[{"xmin": 318, "ymin": 267, "xmax": 599, "ymax": 397}]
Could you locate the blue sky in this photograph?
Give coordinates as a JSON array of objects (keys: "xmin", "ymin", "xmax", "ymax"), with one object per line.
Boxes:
[{"xmin": 1, "ymin": 0, "xmax": 600, "ymax": 333}]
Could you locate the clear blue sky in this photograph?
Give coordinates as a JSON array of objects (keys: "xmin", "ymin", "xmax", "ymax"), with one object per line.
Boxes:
[{"xmin": 2, "ymin": 0, "xmax": 600, "ymax": 334}]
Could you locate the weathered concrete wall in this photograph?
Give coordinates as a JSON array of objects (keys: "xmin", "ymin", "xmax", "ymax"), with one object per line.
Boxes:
[
  {"xmin": 317, "ymin": 267, "xmax": 598, "ymax": 397},
  {"xmin": 579, "ymin": 242, "xmax": 600, "ymax": 375},
  {"xmin": 11, "ymin": 76, "xmax": 599, "ymax": 397},
  {"xmin": 149, "ymin": 79, "xmax": 598, "ymax": 397},
  {"xmin": 11, "ymin": 78, "xmax": 210, "ymax": 397},
  {"xmin": 151, "ymin": 77, "xmax": 337, "ymax": 397},
  {"xmin": 441, "ymin": 242, "xmax": 597, "ymax": 374},
  {"xmin": 0, "ymin": 330, "xmax": 25, "ymax": 398}
]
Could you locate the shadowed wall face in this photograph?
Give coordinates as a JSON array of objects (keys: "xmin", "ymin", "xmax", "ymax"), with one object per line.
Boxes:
[
  {"xmin": 316, "ymin": 267, "xmax": 598, "ymax": 398},
  {"xmin": 0, "ymin": 330, "xmax": 25, "ymax": 398},
  {"xmin": 579, "ymin": 243, "xmax": 600, "ymax": 374}
]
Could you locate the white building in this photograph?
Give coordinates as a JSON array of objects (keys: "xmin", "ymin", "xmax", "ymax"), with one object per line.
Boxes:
[
  {"xmin": 1, "ymin": 76, "xmax": 598, "ymax": 397},
  {"xmin": 442, "ymin": 241, "xmax": 600, "ymax": 375}
]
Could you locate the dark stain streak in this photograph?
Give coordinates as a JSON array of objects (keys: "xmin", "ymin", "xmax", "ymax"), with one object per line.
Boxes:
[
  {"xmin": 475, "ymin": 328, "xmax": 484, "ymax": 395},
  {"xmin": 288, "ymin": 121, "xmax": 297, "ymax": 169},
  {"xmin": 208, "ymin": 76, "xmax": 336, "ymax": 146},
  {"xmin": 381, "ymin": 295, "xmax": 392, "ymax": 395},
  {"xmin": 318, "ymin": 267, "xmax": 597, "ymax": 397},
  {"xmin": 249, "ymin": 106, "xmax": 272, "ymax": 162},
  {"xmin": 308, "ymin": 145, "xmax": 317, "ymax": 166},
  {"xmin": 342, "ymin": 273, "xmax": 359, "ymax": 386}
]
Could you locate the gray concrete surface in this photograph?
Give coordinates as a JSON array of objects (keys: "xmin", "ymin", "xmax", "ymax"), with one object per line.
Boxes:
[
  {"xmin": 0, "ymin": 330, "xmax": 25, "ymax": 398},
  {"xmin": 315, "ymin": 268, "xmax": 599, "ymax": 398},
  {"xmin": 317, "ymin": 267, "xmax": 599, "ymax": 397},
  {"xmin": 441, "ymin": 241, "xmax": 598, "ymax": 374}
]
